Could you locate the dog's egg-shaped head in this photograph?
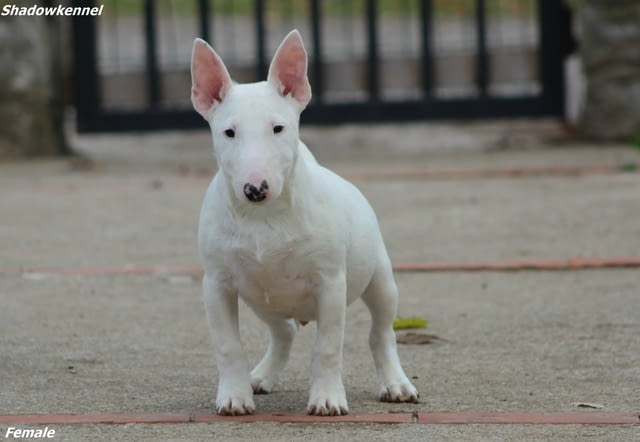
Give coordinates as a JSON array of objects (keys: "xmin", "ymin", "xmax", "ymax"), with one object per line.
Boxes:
[
  {"xmin": 191, "ymin": 30, "xmax": 311, "ymax": 205},
  {"xmin": 210, "ymin": 83, "xmax": 301, "ymax": 204}
]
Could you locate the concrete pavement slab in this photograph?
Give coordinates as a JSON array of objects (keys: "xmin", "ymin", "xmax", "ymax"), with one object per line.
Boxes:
[
  {"xmin": 1, "ymin": 270, "xmax": 638, "ymax": 415},
  {"xmin": 1, "ymin": 160, "xmax": 639, "ymax": 269},
  {"xmin": 1, "ymin": 422, "xmax": 637, "ymax": 442},
  {"xmin": 1, "ymin": 126, "xmax": 639, "ymax": 440}
]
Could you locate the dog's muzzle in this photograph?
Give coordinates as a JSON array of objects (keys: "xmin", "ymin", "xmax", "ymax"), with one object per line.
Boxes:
[{"xmin": 243, "ymin": 180, "xmax": 269, "ymax": 202}]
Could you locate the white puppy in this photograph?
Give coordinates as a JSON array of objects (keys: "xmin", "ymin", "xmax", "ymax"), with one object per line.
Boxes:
[{"xmin": 191, "ymin": 30, "xmax": 418, "ymax": 416}]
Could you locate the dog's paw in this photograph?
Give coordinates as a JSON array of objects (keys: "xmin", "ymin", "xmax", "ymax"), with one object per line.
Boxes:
[
  {"xmin": 379, "ymin": 381, "xmax": 419, "ymax": 403},
  {"xmin": 307, "ymin": 383, "xmax": 349, "ymax": 416},
  {"xmin": 215, "ymin": 390, "xmax": 256, "ymax": 416},
  {"xmin": 307, "ymin": 397, "xmax": 349, "ymax": 416},
  {"xmin": 250, "ymin": 376, "xmax": 274, "ymax": 394}
]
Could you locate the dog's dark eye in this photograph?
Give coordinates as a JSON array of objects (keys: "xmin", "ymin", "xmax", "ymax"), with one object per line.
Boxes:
[
  {"xmin": 273, "ymin": 125, "xmax": 284, "ymax": 134},
  {"xmin": 224, "ymin": 129, "xmax": 235, "ymax": 138}
]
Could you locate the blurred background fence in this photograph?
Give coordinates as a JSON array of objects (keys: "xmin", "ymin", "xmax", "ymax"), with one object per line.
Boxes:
[{"xmin": 72, "ymin": 0, "xmax": 573, "ymax": 132}]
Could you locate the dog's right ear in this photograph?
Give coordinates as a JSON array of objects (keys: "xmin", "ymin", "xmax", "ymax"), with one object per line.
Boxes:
[{"xmin": 191, "ymin": 38, "xmax": 232, "ymax": 119}]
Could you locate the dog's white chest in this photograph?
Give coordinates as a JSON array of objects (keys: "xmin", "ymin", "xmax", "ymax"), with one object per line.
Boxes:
[{"xmin": 228, "ymin": 232, "xmax": 325, "ymax": 321}]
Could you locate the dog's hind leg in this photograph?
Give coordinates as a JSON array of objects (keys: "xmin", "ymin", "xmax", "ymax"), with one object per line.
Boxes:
[
  {"xmin": 362, "ymin": 261, "xmax": 419, "ymax": 403},
  {"xmin": 250, "ymin": 312, "xmax": 297, "ymax": 394}
]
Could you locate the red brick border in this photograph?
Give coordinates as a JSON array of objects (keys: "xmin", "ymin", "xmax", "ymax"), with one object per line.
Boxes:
[
  {"xmin": 343, "ymin": 163, "xmax": 639, "ymax": 181},
  {"xmin": 416, "ymin": 412, "xmax": 640, "ymax": 425},
  {"xmin": 193, "ymin": 412, "xmax": 413, "ymax": 424},
  {"xmin": 392, "ymin": 257, "xmax": 640, "ymax": 272},
  {"xmin": 0, "ymin": 265, "xmax": 204, "ymax": 277},
  {"xmin": 3, "ymin": 257, "xmax": 640, "ymax": 278},
  {"xmin": 0, "ymin": 412, "xmax": 637, "ymax": 426},
  {"xmin": 0, "ymin": 413, "xmax": 190, "ymax": 425}
]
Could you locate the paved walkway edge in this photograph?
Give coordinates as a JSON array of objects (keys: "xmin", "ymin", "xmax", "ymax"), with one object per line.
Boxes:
[
  {"xmin": 3, "ymin": 257, "xmax": 640, "ymax": 278},
  {"xmin": 0, "ymin": 412, "xmax": 638, "ymax": 426},
  {"xmin": 343, "ymin": 163, "xmax": 639, "ymax": 181}
]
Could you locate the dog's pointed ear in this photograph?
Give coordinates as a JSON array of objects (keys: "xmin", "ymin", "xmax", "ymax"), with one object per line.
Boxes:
[
  {"xmin": 191, "ymin": 38, "xmax": 232, "ymax": 119},
  {"xmin": 267, "ymin": 30, "xmax": 312, "ymax": 109}
]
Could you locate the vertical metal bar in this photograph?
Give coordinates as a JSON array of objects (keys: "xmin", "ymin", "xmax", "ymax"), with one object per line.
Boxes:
[
  {"xmin": 365, "ymin": 0, "xmax": 379, "ymax": 101},
  {"xmin": 255, "ymin": 0, "xmax": 267, "ymax": 80},
  {"xmin": 72, "ymin": 0, "xmax": 99, "ymax": 132},
  {"xmin": 537, "ymin": 0, "xmax": 565, "ymax": 115},
  {"xmin": 310, "ymin": 0, "xmax": 323, "ymax": 103},
  {"xmin": 199, "ymin": 0, "xmax": 210, "ymax": 41},
  {"xmin": 475, "ymin": 0, "xmax": 488, "ymax": 97},
  {"xmin": 419, "ymin": 0, "xmax": 433, "ymax": 98},
  {"xmin": 144, "ymin": 0, "xmax": 160, "ymax": 108}
]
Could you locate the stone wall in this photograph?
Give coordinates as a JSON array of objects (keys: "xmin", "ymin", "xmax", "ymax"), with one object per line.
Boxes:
[
  {"xmin": 575, "ymin": 0, "xmax": 640, "ymax": 141},
  {"xmin": 0, "ymin": 12, "xmax": 69, "ymax": 158}
]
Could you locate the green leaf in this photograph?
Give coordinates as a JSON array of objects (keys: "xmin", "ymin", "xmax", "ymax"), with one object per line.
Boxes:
[{"xmin": 393, "ymin": 317, "xmax": 428, "ymax": 330}]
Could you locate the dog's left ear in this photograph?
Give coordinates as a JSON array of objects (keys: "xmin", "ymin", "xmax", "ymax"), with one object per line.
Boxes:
[{"xmin": 268, "ymin": 30, "xmax": 312, "ymax": 109}]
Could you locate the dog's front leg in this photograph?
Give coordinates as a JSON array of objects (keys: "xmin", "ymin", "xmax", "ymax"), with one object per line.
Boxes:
[
  {"xmin": 307, "ymin": 272, "xmax": 349, "ymax": 416},
  {"xmin": 203, "ymin": 274, "xmax": 255, "ymax": 415}
]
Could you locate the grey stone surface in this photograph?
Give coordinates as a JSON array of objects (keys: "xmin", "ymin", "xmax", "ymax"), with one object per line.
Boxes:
[
  {"xmin": 578, "ymin": 1, "xmax": 640, "ymax": 140},
  {"xmin": 1, "ymin": 422, "xmax": 637, "ymax": 442},
  {"xmin": 0, "ymin": 11, "xmax": 68, "ymax": 158},
  {"xmin": 1, "ymin": 127, "xmax": 639, "ymax": 440}
]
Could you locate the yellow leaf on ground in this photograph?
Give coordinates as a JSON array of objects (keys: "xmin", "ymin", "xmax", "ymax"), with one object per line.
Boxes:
[{"xmin": 393, "ymin": 317, "xmax": 428, "ymax": 330}]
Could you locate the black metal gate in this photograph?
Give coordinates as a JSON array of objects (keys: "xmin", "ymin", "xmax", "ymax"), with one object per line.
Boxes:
[{"xmin": 72, "ymin": 0, "xmax": 572, "ymax": 132}]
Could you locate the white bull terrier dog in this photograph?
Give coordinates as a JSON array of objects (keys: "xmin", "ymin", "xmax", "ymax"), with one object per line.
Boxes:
[{"xmin": 191, "ymin": 30, "xmax": 419, "ymax": 416}]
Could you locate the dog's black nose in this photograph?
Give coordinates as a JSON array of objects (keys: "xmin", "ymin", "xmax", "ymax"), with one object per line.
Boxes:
[{"xmin": 243, "ymin": 180, "xmax": 269, "ymax": 202}]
